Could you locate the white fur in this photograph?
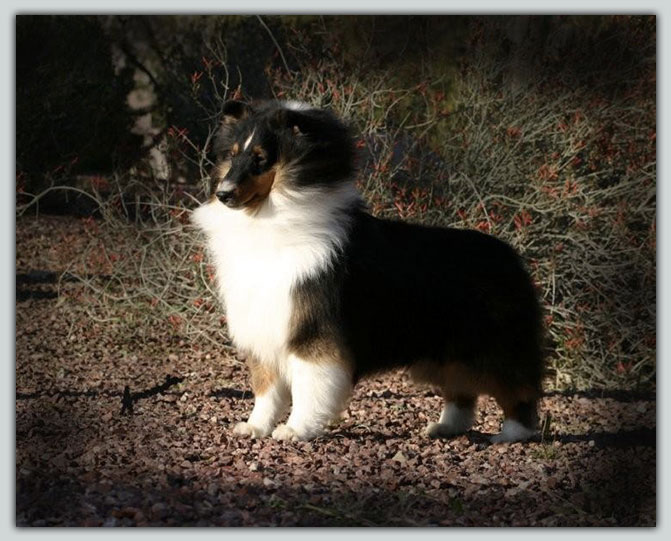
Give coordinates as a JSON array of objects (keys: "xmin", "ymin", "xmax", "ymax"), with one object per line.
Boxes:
[
  {"xmin": 243, "ymin": 129, "xmax": 255, "ymax": 150},
  {"xmin": 233, "ymin": 379, "xmax": 290, "ymax": 438},
  {"xmin": 217, "ymin": 179, "xmax": 235, "ymax": 192},
  {"xmin": 426, "ymin": 402, "xmax": 475, "ymax": 438},
  {"xmin": 271, "ymin": 355, "xmax": 352, "ymax": 441},
  {"xmin": 283, "ymin": 100, "xmax": 312, "ymax": 111},
  {"xmin": 491, "ymin": 419, "xmax": 536, "ymax": 443},
  {"xmin": 191, "ymin": 182, "xmax": 361, "ymax": 370}
]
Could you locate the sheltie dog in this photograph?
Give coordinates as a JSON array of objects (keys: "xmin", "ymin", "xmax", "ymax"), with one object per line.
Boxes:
[{"xmin": 191, "ymin": 100, "xmax": 544, "ymax": 443}]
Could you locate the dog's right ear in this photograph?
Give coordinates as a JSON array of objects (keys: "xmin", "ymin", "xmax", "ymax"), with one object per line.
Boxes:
[{"xmin": 221, "ymin": 100, "xmax": 252, "ymax": 125}]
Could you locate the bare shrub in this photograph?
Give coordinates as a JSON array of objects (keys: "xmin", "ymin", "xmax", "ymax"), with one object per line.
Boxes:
[
  {"xmin": 266, "ymin": 16, "xmax": 656, "ymax": 390},
  {"xmin": 441, "ymin": 20, "xmax": 656, "ymax": 390},
  {"xmin": 21, "ymin": 16, "xmax": 654, "ymax": 390}
]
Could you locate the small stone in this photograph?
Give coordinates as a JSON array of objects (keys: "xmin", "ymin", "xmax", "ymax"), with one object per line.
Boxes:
[{"xmin": 151, "ymin": 503, "xmax": 168, "ymax": 518}]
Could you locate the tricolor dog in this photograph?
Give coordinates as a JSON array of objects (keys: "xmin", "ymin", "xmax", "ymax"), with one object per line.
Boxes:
[{"xmin": 192, "ymin": 100, "xmax": 544, "ymax": 443}]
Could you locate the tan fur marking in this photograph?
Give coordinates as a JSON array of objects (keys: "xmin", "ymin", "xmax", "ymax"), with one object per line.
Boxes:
[
  {"xmin": 231, "ymin": 143, "xmax": 240, "ymax": 157},
  {"xmin": 409, "ymin": 361, "xmax": 539, "ymax": 406},
  {"xmin": 296, "ymin": 339, "xmax": 353, "ymax": 373},
  {"xmin": 247, "ymin": 358, "xmax": 276, "ymax": 396},
  {"xmin": 239, "ymin": 167, "xmax": 277, "ymax": 213},
  {"xmin": 252, "ymin": 145, "xmax": 267, "ymax": 159},
  {"xmin": 287, "ymin": 343, "xmax": 354, "ymax": 406},
  {"xmin": 223, "ymin": 114, "xmax": 241, "ymax": 126}
]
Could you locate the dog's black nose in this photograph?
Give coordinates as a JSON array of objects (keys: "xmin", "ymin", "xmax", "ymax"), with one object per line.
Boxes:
[{"xmin": 216, "ymin": 190, "xmax": 235, "ymax": 204}]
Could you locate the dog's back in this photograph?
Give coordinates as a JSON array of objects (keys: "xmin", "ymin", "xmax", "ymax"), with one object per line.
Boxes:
[
  {"xmin": 291, "ymin": 209, "xmax": 544, "ymax": 441},
  {"xmin": 345, "ymin": 211, "xmax": 542, "ymax": 382}
]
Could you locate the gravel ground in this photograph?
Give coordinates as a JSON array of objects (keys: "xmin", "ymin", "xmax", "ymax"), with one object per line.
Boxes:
[{"xmin": 15, "ymin": 216, "xmax": 656, "ymax": 527}]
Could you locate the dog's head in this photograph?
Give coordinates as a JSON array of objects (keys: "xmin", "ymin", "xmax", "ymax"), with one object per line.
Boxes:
[{"xmin": 210, "ymin": 100, "xmax": 356, "ymax": 211}]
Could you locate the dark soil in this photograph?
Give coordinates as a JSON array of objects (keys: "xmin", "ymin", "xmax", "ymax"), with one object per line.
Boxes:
[{"xmin": 15, "ymin": 216, "xmax": 656, "ymax": 527}]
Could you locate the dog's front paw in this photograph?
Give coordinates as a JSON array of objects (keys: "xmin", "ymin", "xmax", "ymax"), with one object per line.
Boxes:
[
  {"xmin": 425, "ymin": 421, "xmax": 467, "ymax": 439},
  {"xmin": 272, "ymin": 424, "xmax": 325, "ymax": 441},
  {"xmin": 232, "ymin": 422, "xmax": 270, "ymax": 438},
  {"xmin": 271, "ymin": 424, "xmax": 303, "ymax": 441}
]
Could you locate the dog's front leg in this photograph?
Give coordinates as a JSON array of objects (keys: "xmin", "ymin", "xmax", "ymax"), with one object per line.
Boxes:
[
  {"xmin": 233, "ymin": 358, "xmax": 290, "ymax": 438},
  {"xmin": 272, "ymin": 355, "xmax": 352, "ymax": 441}
]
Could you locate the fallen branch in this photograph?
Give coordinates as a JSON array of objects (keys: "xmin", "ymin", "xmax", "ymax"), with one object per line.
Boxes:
[{"xmin": 120, "ymin": 374, "xmax": 185, "ymax": 415}]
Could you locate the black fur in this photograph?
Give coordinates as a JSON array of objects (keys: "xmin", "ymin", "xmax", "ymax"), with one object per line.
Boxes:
[
  {"xmin": 212, "ymin": 99, "xmax": 545, "ymax": 437},
  {"xmin": 290, "ymin": 209, "xmax": 544, "ymax": 389},
  {"xmin": 213, "ymin": 100, "xmax": 355, "ymax": 190}
]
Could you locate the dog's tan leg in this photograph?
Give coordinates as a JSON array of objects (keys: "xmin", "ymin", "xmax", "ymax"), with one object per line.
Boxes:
[{"xmin": 233, "ymin": 359, "xmax": 290, "ymax": 438}]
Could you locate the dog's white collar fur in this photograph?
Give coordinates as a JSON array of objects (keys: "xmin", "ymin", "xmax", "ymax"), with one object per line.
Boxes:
[{"xmin": 191, "ymin": 182, "xmax": 361, "ymax": 366}]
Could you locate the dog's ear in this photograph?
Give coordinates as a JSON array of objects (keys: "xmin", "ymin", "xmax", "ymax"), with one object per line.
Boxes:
[
  {"xmin": 213, "ymin": 101, "xmax": 252, "ymax": 157},
  {"xmin": 273, "ymin": 107, "xmax": 341, "ymax": 139},
  {"xmin": 221, "ymin": 100, "xmax": 252, "ymax": 125}
]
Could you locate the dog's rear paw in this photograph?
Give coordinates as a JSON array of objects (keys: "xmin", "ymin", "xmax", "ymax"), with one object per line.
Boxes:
[
  {"xmin": 233, "ymin": 422, "xmax": 269, "ymax": 438},
  {"xmin": 425, "ymin": 421, "xmax": 467, "ymax": 439},
  {"xmin": 490, "ymin": 420, "xmax": 536, "ymax": 443}
]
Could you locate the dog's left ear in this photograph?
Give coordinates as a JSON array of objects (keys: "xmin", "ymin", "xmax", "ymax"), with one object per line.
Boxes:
[
  {"xmin": 213, "ymin": 101, "xmax": 252, "ymax": 157},
  {"xmin": 222, "ymin": 100, "xmax": 252, "ymax": 125}
]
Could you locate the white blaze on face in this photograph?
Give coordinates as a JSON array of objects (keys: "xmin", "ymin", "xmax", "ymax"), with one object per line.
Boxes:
[{"xmin": 243, "ymin": 129, "xmax": 256, "ymax": 151}]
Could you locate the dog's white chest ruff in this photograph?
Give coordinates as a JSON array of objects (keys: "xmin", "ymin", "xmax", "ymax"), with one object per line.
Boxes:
[
  {"xmin": 191, "ymin": 187, "xmax": 358, "ymax": 364},
  {"xmin": 217, "ymin": 241, "xmax": 296, "ymax": 364}
]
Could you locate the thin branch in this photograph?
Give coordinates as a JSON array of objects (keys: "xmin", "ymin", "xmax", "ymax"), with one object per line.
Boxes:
[{"xmin": 256, "ymin": 15, "xmax": 292, "ymax": 77}]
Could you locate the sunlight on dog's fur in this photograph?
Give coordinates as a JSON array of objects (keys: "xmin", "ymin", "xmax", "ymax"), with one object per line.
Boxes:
[{"xmin": 192, "ymin": 100, "xmax": 544, "ymax": 443}]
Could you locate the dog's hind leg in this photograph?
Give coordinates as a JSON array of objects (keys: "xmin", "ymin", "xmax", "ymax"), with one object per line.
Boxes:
[
  {"xmin": 490, "ymin": 388, "xmax": 539, "ymax": 443},
  {"xmin": 233, "ymin": 358, "xmax": 290, "ymax": 438},
  {"xmin": 425, "ymin": 393, "xmax": 476, "ymax": 438},
  {"xmin": 272, "ymin": 354, "xmax": 352, "ymax": 441}
]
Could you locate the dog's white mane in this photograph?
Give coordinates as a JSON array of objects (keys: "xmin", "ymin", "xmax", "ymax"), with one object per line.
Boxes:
[{"xmin": 191, "ymin": 182, "xmax": 361, "ymax": 367}]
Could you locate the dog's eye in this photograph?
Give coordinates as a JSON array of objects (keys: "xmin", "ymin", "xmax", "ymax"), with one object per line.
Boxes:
[{"xmin": 253, "ymin": 153, "xmax": 267, "ymax": 169}]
